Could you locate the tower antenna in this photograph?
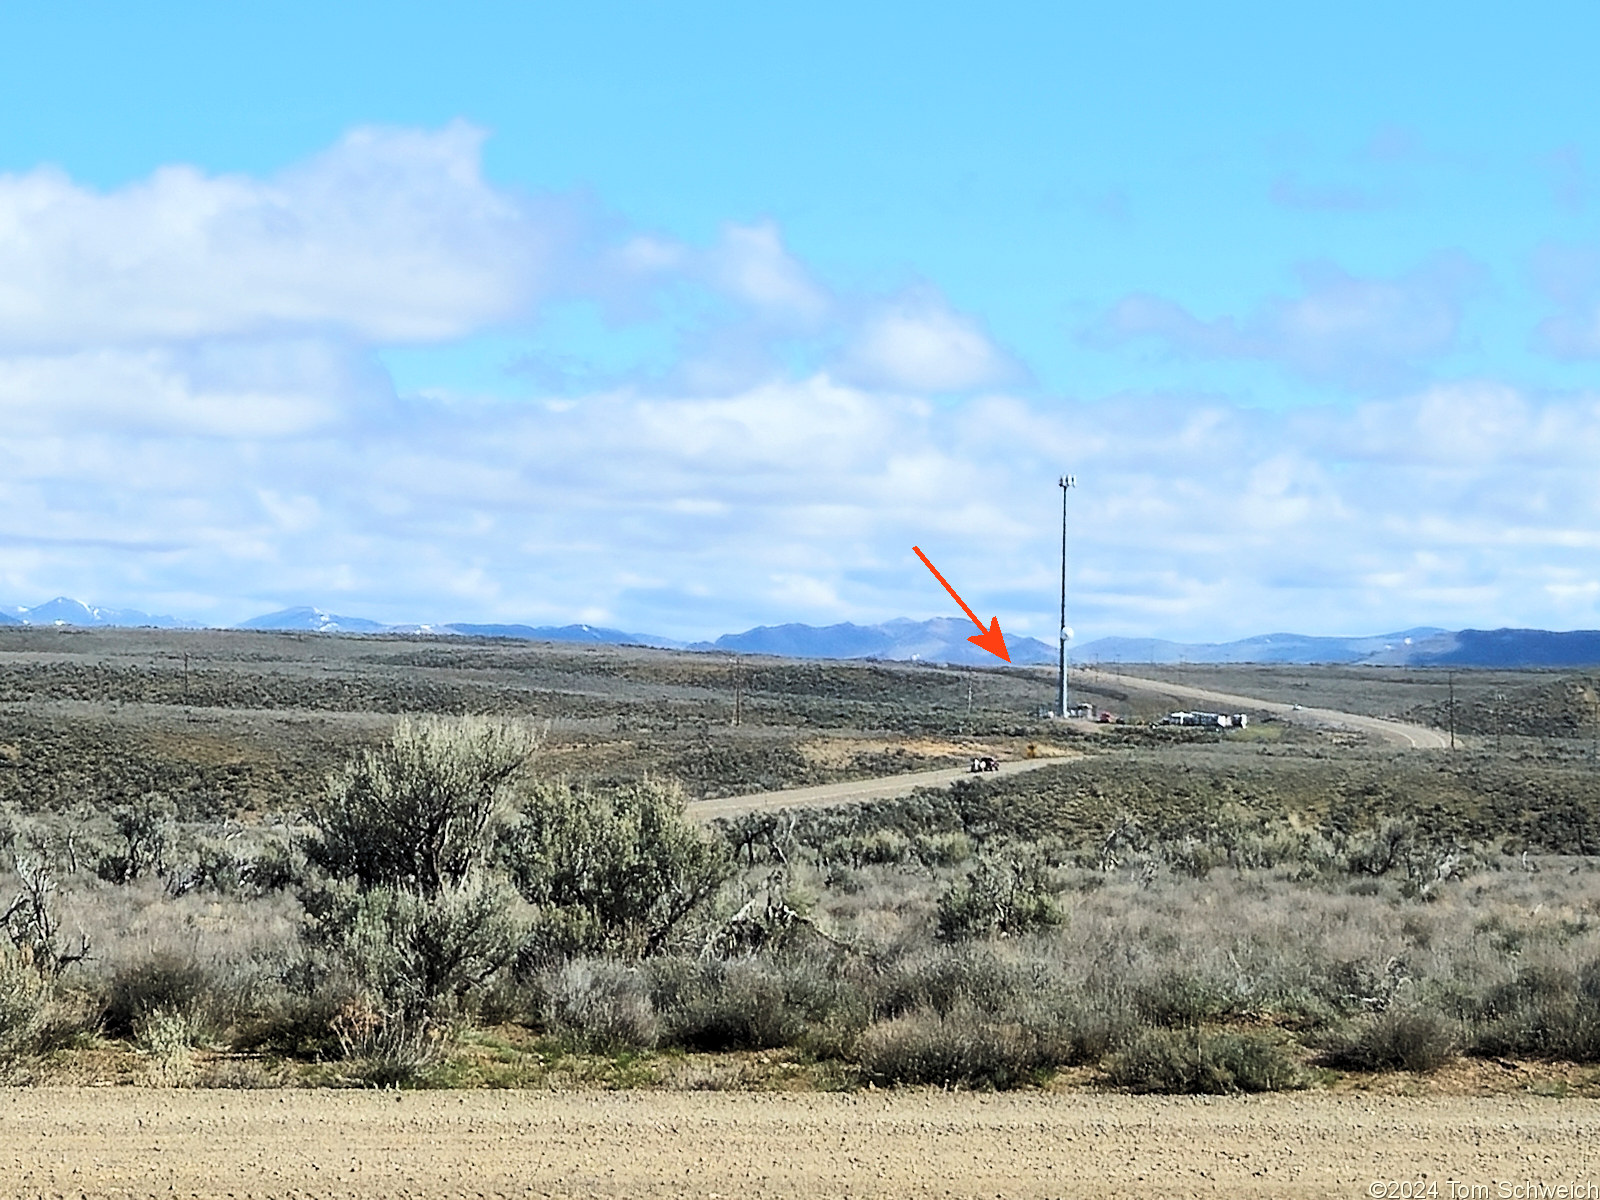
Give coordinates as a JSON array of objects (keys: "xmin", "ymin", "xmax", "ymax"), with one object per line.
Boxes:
[{"xmin": 1058, "ymin": 474, "xmax": 1076, "ymax": 717}]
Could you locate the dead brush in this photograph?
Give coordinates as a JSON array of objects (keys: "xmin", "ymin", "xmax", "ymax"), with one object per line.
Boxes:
[{"xmin": 330, "ymin": 993, "xmax": 441, "ymax": 1087}]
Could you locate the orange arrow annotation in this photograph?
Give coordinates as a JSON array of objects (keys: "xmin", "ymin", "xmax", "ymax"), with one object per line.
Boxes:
[{"xmin": 911, "ymin": 545, "xmax": 1011, "ymax": 663}]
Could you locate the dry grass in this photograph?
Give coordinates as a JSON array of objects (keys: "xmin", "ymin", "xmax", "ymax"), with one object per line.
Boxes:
[{"xmin": 8, "ymin": 630, "xmax": 1600, "ymax": 1092}]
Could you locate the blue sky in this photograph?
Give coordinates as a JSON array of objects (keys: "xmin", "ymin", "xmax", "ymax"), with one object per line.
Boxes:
[{"xmin": 1, "ymin": 2, "xmax": 1598, "ymax": 641}]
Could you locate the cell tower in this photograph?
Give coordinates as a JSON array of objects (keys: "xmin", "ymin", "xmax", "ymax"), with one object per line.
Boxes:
[{"xmin": 1058, "ymin": 474, "xmax": 1075, "ymax": 717}]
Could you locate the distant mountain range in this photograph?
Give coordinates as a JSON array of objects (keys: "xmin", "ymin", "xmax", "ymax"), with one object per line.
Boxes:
[
  {"xmin": 1073, "ymin": 627, "xmax": 1600, "ymax": 669},
  {"xmin": 6, "ymin": 597, "xmax": 1600, "ymax": 668},
  {"xmin": 233, "ymin": 609, "xmax": 1054, "ymax": 665},
  {"xmin": 1074, "ymin": 628, "xmax": 1449, "ymax": 665},
  {"xmin": 0, "ymin": 597, "xmax": 192, "ymax": 629},
  {"xmin": 235, "ymin": 606, "xmax": 395, "ymax": 635},
  {"xmin": 234, "ymin": 606, "xmax": 681, "ymax": 647},
  {"xmin": 688, "ymin": 618, "xmax": 1057, "ymax": 666}
]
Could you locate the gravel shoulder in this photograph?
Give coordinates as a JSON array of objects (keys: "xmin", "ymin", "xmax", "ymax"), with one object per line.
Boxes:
[{"xmin": 3, "ymin": 1087, "xmax": 1597, "ymax": 1199}]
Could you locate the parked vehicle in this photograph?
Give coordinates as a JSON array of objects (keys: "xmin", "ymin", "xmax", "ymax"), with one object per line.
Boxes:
[{"xmin": 1160, "ymin": 710, "xmax": 1250, "ymax": 729}]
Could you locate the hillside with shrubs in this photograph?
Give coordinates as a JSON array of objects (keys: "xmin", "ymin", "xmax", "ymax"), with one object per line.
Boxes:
[{"xmin": 3, "ymin": 628, "xmax": 1600, "ymax": 1093}]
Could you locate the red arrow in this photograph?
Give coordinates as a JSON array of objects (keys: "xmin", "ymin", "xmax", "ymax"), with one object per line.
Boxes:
[{"xmin": 912, "ymin": 545, "xmax": 1011, "ymax": 663}]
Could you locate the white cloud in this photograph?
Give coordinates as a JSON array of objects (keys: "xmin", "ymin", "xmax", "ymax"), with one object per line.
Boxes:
[
  {"xmin": 3, "ymin": 126, "xmax": 1596, "ymax": 643},
  {"xmin": 6, "ymin": 339, "xmax": 1600, "ymax": 641},
  {"xmin": 703, "ymin": 222, "xmax": 829, "ymax": 324},
  {"xmin": 840, "ymin": 293, "xmax": 1017, "ymax": 392},
  {"xmin": 1088, "ymin": 255, "xmax": 1483, "ymax": 391},
  {"xmin": 0, "ymin": 122, "xmax": 553, "ymax": 349},
  {"xmin": 0, "ymin": 340, "xmax": 380, "ymax": 436}
]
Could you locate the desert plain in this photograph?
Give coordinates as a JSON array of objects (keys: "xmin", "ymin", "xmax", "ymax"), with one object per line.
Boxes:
[{"xmin": 2, "ymin": 627, "xmax": 1600, "ymax": 1196}]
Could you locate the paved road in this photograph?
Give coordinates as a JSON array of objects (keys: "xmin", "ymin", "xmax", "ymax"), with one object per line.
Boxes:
[
  {"xmin": 1078, "ymin": 667, "xmax": 1452, "ymax": 749},
  {"xmin": 686, "ymin": 756, "xmax": 1066, "ymax": 821}
]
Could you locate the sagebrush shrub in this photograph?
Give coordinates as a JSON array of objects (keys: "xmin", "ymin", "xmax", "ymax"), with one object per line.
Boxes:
[
  {"xmin": 1342, "ymin": 818, "xmax": 1420, "ymax": 878},
  {"xmin": 1106, "ymin": 1028, "xmax": 1304, "ymax": 1093},
  {"xmin": 498, "ymin": 777, "xmax": 730, "ymax": 963},
  {"xmin": 134, "ymin": 1005, "xmax": 207, "ymax": 1055},
  {"xmin": 1131, "ymin": 969, "xmax": 1239, "ymax": 1027},
  {"xmin": 102, "ymin": 952, "xmax": 217, "ymax": 1039},
  {"xmin": 0, "ymin": 945, "xmax": 45, "ymax": 1068},
  {"xmin": 545, "ymin": 959, "xmax": 658, "ymax": 1050},
  {"xmin": 1472, "ymin": 959, "xmax": 1600, "ymax": 1062},
  {"xmin": 650, "ymin": 956, "xmax": 808, "ymax": 1051},
  {"xmin": 332, "ymin": 877, "xmax": 527, "ymax": 1019},
  {"xmin": 878, "ymin": 946, "xmax": 1033, "ymax": 1018},
  {"xmin": 854, "ymin": 1008, "xmax": 1055, "ymax": 1089},
  {"xmin": 1319, "ymin": 1007, "xmax": 1459, "ymax": 1073},
  {"xmin": 936, "ymin": 855, "xmax": 1062, "ymax": 941},
  {"xmin": 306, "ymin": 716, "xmax": 538, "ymax": 896},
  {"xmin": 234, "ymin": 977, "xmax": 357, "ymax": 1059},
  {"xmin": 301, "ymin": 717, "xmax": 539, "ymax": 1027},
  {"xmin": 915, "ymin": 831, "xmax": 973, "ymax": 867},
  {"xmin": 96, "ymin": 794, "xmax": 174, "ymax": 885}
]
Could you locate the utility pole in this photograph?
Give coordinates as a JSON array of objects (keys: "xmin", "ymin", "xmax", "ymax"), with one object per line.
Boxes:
[
  {"xmin": 1448, "ymin": 671, "xmax": 1456, "ymax": 751},
  {"xmin": 1057, "ymin": 474, "xmax": 1076, "ymax": 718},
  {"xmin": 730, "ymin": 656, "xmax": 741, "ymax": 728}
]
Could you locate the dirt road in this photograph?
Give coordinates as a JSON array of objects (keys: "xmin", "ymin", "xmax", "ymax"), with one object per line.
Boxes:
[
  {"xmin": 3, "ymin": 1087, "xmax": 1596, "ymax": 1199},
  {"xmin": 686, "ymin": 756, "xmax": 1064, "ymax": 821},
  {"xmin": 1078, "ymin": 667, "xmax": 1452, "ymax": 750}
]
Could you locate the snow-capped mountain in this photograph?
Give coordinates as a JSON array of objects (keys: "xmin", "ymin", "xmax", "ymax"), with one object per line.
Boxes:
[
  {"xmin": 1, "ymin": 596, "xmax": 190, "ymax": 628},
  {"xmin": 9, "ymin": 596, "xmax": 1600, "ymax": 670},
  {"xmin": 235, "ymin": 606, "xmax": 390, "ymax": 633}
]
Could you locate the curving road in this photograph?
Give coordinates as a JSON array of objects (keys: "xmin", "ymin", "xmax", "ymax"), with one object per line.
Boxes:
[
  {"xmin": 686, "ymin": 757, "xmax": 1065, "ymax": 822},
  {"xmin": 689, "ymin": 673, "xmax": 1446, "ymax": 822},
  {"xmin": 1077, "ymin": 667, "xmax": 1451, "ymax": 749}
]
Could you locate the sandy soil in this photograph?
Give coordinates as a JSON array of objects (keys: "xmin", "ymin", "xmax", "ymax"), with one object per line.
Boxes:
[
  {"xmin": 686, "ymin": 756, "xmax": 1065, "ymax": 820},
  {"xmin": 1077, "ymin": 668, "xmax": 1452, "ymax": 750},
  {"xmin": 3, "ymin": 1088, "xmax": 1598, "ymax": 1199}
]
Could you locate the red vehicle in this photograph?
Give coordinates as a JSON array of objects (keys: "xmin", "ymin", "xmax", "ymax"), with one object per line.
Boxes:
[{"xmin": 969, "ymin": 755, "xmax": 1001, "ymax": 773}]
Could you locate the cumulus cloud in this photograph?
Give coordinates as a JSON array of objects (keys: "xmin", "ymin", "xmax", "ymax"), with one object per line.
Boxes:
[
  {"xmin": 1087, "ymin": 255, "xmax": 1483, "ymax": 390},
  {"xmin": 0, "ymin": 123, "xmax": 569, "ymax": 349},
  {"xmin": 0, "ymin": 339, "xmax": 386, "ymax": 437},
  {"xmin": 839, "ymin": 292, "xmax": 1019, "ymax": 392},
  {"xmin": 6, "ymin": 339, "xmax": 1600, "ymax": 642},
  {"xmin": 702, "ymin": 222, "xmax": 829, "ymax": 325},
  {"xmin": 520, "ymin": 223, "xmax": 1010, "ymax": 396},
  {"xmin": 0, "ymin": 122, "xmax": 1015, "ymax": 441},
  {"xmin": 5, "ymin": 125, "xmax": 1593, "ymax": 643}
]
